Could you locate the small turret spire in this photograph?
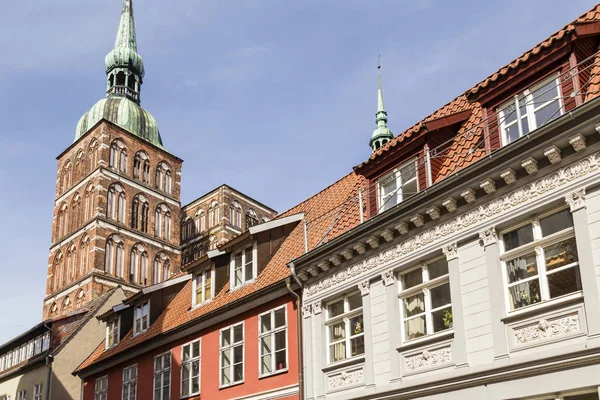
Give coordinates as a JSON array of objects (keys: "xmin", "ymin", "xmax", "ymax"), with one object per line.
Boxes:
[
  {"xmin": 370, "ymin": 56, "xmax": 394, "ymax": 153},
  {"xmin": 104, "ymin": 0, "xmax": 145, "ymax": 104}
]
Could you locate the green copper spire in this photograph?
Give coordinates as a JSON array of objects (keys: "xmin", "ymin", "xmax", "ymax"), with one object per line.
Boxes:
[
  {"xmin": 104, "ymin": 0, "xmax": 145, "ymax": 103},
  {"xmin": 370, "ymin": 58, "xmax": 394, "ymax": 153}
]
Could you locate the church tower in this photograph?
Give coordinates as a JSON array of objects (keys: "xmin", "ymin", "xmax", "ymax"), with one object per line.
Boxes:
[
  {"xmin": 369, "ymin": 63, "xmax": 394, "ymax": 152},
  {"xmin": 43, "ymin": 0, "xmax": 182, "ymax": 319}
]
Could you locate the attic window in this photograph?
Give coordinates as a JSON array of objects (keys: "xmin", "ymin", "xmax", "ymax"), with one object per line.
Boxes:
[
  {"xmin": 379, "ymin": 158, "xmax": 418, "ymax": 213},
  {"xmin": 230, "ymin": 243, "xmax": 257, "ymax": 289},
  {"xmin": 106, "ymin": 316, "xmax": 120, "ymax": 349},
  {"xmin": 133, "ymin": 301, "xmax": 149, "ymax": 335},
  {"xmin": 193, "ymin": 267, "xmax": 214, "ymax": 307}
]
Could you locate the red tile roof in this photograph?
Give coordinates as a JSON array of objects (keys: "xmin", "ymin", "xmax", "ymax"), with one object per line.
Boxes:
[{"xmin": 76, "ymin": 172, "xmax": 366, "ymax": 373}]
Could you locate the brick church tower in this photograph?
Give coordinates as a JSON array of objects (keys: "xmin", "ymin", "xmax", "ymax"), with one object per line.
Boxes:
[{"xmin": 43, "ymin": 0, "xmax": 182, "ymax": 319}]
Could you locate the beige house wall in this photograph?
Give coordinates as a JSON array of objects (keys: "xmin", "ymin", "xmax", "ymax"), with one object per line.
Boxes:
[
  {"xmin": 0, "ymin": 363, "xmax": 48, "ymax": 399},
  {"xmin": 51, "ymin": 288, "xmax": 126, "ymax": 400}
]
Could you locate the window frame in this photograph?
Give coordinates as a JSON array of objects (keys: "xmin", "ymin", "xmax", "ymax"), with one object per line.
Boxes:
[
  {"xmin": 153, "ymin": 351, "xmax": 171, "ymax": 400},
  {"xmin": 499, "ymin": 73, "xmax": 564, "ymax": 146},
  {"xmin": 398, "ymin": 256, "xmax": 453, "ymax": 344},
  {"xmin": 133, "ymin": 300, "xmax": 150, "ymax": 336},
  {"xmin": 258, "ymin": 305, "xmax": 289, "ymax": 377},
  {"xmin": 230, "ymin": 243, "xmax": 257, "ymax": 290},
  {"xmin": 180, "ymin": 339, "xmax": 201, "ymax": 397},
  {"xmin": 122, "ymin": 364, "xmax": 138, "ymax": 400},
  {"xmin": 499, "ymin": 207, "xmax": 581, "ymax": 313},
  {"xmin": 324, "ymin": 292, "xmax": 365, "ymax": 365},
  {"xmin": 106, "ymin": 316, "xmax": 120, "ymax": 349},
  {"xmin": 16, "ymin": 390, "xmax": 25, "ymax": 400},
  {"xmin": 192, "ymin": 267, "xmax": 215, "ymax": 308},
  {"xmin": 94, "ymin": 375, "xmax": 108, "ymax": 400},
  {"xmin": 378, "ymin": 158, "xmax": 419, "ymax": 213},
  {"xmin": 219, "ymin": 322, "xmax": 245, "ymax": 388},
  {"xmin": 33, "ymin": 384, "xmax": 43, "ymax": 400}
]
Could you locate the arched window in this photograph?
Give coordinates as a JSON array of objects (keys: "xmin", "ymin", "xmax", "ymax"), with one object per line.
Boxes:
[
  {"xmin": 84, "ymin": 184, "xmax": 95, "ymax": 221},
  {"xmin": 165, "ymin": 170, "xmax": 172, "ymax": 195},
  {"xmin": 153, "ymin": 253, "xmax": 170, "ymax": 284},
  {"xmin": 105, "ymin": 235, "xmax": 124, "ymax": 275},
  {"xmin": 49, "ymin": 302, "xmax": 58, "ymax": 317},
  {"xmin": 66, "ymin": 242, "xmax": 76, "ymax": 283},
  {"xmin": 154, "ymin": 204, "xmax": 171, "ymax": 241},
  {"xmin": 63, "ymin": 161, "xmax": 73, "ymax": 193},
  {"xmin": 88, "ymin": 139, "xmax": 98, "ymax": 171},
  {"xmin": 192, "ymin": 244, "xmax": 202, "ymax": 260},
  {"xmin": 261, "ymin": 216, "xmax": 271, "ymax": 223},
  {"xmin": 75, "ymin": 289, "xmax": 86, "ymax": 309},
  {"xmin": 131, "ymin": 194, "xmax": 149, "ymax": 232},
  {"xmin": 209, "ymin": 201, "xmax": 219, "ymax": 228},
  {"xmin": 195, "ymin": 209, "xmax": 206, "ymax": 233},
  {"xmin": 133, "ymin": 151, "xmax": 149, "ymax": 181},
  {"xmin": 230, "ymin": 201, "xmax": 242, "ymax": 228},
  {"xmin": 79, "ymin": 235, "xmax": 90, "ymax": 276},
  {"xmin": 155, "ymin": 162, "xmax": 172, "ymax": 194},
  {"xmin": 58, "ymin": 202, "xmax": 68, "ymax": 238},
  {"xmin": 107, "ymin": 184, "xmax": 126, "ymax": 223},
  {"xmin": 109, "ymin": 140, "xmax": 127, "ymax": 172},
  {"xmin": 75, "ymin": 149, "xmax": 85, "ymax": 177},
  {"xmin": 53, "ymin": 251, "xmax": 64, "ymax": 291},
  {"xmin": 209, "ymin": 235, "xmax": 218, "ymax": 250},
  {"xmin": 246, "ymin": 209, "xmax": 258, "ymax": 228},
  {"xmin": 61, "ymin": 296, "xmax": 71, "ymax": 314},
  {"xmin": 182, "ymin": 217, "xmax": 194, "ymax": 241},
  {"xmin": 129, "ymin": 244, "xmax": 148, "ymax": 284},
  {"xmin": 182, "ymin": 250, "xmax": 191, "ymax": 265},
  {"xmin": 71, "ymin": 193, "xmax": 81, "ymax": 231}
]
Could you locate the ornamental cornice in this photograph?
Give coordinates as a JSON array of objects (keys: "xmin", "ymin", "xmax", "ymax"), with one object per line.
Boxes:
[{"xmin": 305, "ymin": 152, "xmax": 600, "ymax": 299}]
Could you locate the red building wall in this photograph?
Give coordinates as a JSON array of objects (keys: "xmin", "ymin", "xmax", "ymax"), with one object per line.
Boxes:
[{"xmin": 82, "ymin": 296, "xmax": 299, "ymax": 400}]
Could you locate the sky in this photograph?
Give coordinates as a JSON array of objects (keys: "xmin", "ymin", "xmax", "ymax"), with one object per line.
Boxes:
[{"xmin": 0, "ymin": 0, "xmax": 596, "ymax": 344}]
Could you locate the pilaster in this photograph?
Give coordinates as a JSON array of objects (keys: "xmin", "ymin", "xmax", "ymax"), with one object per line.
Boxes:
[
  {"xmin": 311, "ymin": 300, "xmax": 325, "ymax": 399},
  {"xmin": 359, "ymin": 280, "xmax": 375, "ymax": 388},
  {"xmin": 302, "ymin": 303, "xmax": 314, "ymax": 400},
  {"xmin": 443, "ymin": 243, "xmax": 468, "ymax": 368},
  {"xmin": 382, "ymin": 269, "xmax": 402, "ymax": 382}
]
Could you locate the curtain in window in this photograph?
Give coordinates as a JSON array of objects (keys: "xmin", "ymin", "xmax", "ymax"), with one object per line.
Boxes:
[{"xmin": 405, "ymin": 296, "xmax": 425, "ymax": 338}]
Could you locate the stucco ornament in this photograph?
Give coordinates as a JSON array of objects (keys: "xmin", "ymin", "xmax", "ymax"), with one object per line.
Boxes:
[
  {"xmin": 479, "ymin": 228, "xmax": 498, "ymax": 247},
  {"xmin": 311, "ymin": 301, "xmax": 322, "ymax": 315},
  {"xmin": 381, "ymin": 270, "xmax": 395, "ymax": 287},
  {"xmin": 305, "ymin": 153, "xmax": 600, "ymax": 298},
  {"xmin": 359, "ymin": 280, "xmax": 370, "ymax": 296},
  {"xmin": 328, "ymin": 369, "xmax": 364, "ymax": 391},
  {"xmin": 514, "ymin": 315, "xmax": 580, "ymax": 345},
  {"xmin": 442, "ymin": 243, "xmax": 458, "ymax": 261},
  {"xmin": 302, "ymin": 304, "xmax": 312, "ymax": 318},
  {"xmin": 565, "ymin": 189, "xmax": 586, "ymax": 212},
  {"xmin": 405, "ymin": 347, "xmax": 451, "ymax": 371}
]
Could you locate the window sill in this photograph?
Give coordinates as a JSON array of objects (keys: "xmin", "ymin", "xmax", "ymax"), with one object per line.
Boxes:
[
  {"xmin": 397, "ymin": 330, "xmax": 454, "ymax": 352},
  {"xmin": 180, "ymin": 391, "xmax": 200, "ymax": 399},
  {"xmin": 322, "ymin": 356, "xmax": 365, "ymax": 373},
  {"xmin": 501, "ymin": 292, "xmax": 583, "ymax": 324},
  {"xmin": 219, "ymin": 380, "xmax": 244, "ymax": 390},
  {"xmin": 258, "ymin": 368, "xmax": 288, "ymax": 380}
]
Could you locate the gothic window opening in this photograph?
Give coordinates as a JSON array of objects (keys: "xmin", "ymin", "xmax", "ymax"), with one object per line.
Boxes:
[
  {"xmin": 75, "ymin": 289, "xmax": 85, "ymax": 309},
  {"xmin": 84, "ymin": 184, "xmax": 95, "ymax": 221},
  {"xmin": 58, "ymin": 202, "xmax": 69, "ymax": 238},
  {"xmin": 195, "ymin": 209, "xmax": 206, "ymax": 233},
  {"xmin": 131, "ymin": 194, "xmax": 149, "ymax": 232},
  {"xmin": 109, "ymin": 140, "xmax": 127, "ymax": 172},
  {"xmin": 246, "ymin": 209, "xmax": 258, "ymax": 229},
  {"xmin": 105, "ymin": 235, "xmax": 124, "ymax": 276},
  {"xmin": 107, "ymin": 183, "xmax": 126, "ymax": 223},
  {"xmin": 154, "ymin": 204, "xmax": 171, "ymax": 241},
  {"xmin": 155, "ymin": 162, "xmax": 172, "ymax": 194},
  {"xmin": 230, "ymin": 201, "xmax": 242, "ymax": 228},
  {"xmin": 209, "ymin": 201, "xmax": 219, "ymax": 228},
  {"xmin": 53, "ymin": 251, "xmax": 64, "ymax": 291},
  {"xmin": 154, "ymin": 253, "xmax": 170, "ymax": 284},
  {"xmin": 88, "ymin": 140, "xmax": 98, "ymax": 171},
  {"xmin": 80, "ymin": 235, "xmax": 90, "ymax": 276},
  {"xmin": 209, "ymin": 235, "xmax": 218, "ymax": 251},
  {"xmin": 130, "ymin": 244, "xmax": 148, "ymax": 285}
]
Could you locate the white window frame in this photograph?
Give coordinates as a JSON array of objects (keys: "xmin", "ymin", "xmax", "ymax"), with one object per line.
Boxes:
[
  {"xmin": 106, "ymin": 316, "xmax": 120, "ymax": 349},
  {"xmin": 153, "ymin": 351, "xmax": 171, "ymax": 400},
  {"xmin": 499, "ymin": 73, "xmax": 564, "ymax": 146},
  {"xmin": 180, "ymin": 339, "xmax": 201, "ymax": 397},
  {"xmin": 16, "ymin": 391, "xmax": 25, "ymax": 400},
  {"xmin": 398, "ymin": 256, "xmax": 453, "ymax": 343},
  {"xmin": 94, "ymin": 375, "xmax": 108, "ymax": 400},
  {"xmin": 219, "ymin": 322, "xmax": 244, "ymax": 388},
  {"xmin": 230, "ymin": 243, "xmax": 257, "ymax": 289},
  {"xmin": 378, "ymin": 158, "xmax": 418, "ymax": 213},
  {"xmin": 133, "ymin": 300, "xmax": 150, "ymax": 336},
  {"xmin": 499, "ymin": 207, "xmax": 581, "ymax": 313},
  {"xmin": 33, "ymin": 384, "xmax": 42, "ymax": 400},
  {"xmin": 325, "ymin": 292, "xmax": 364, "ymax": 365},
  {"xmin": 258, "ymin": 306, "xmax": 288, "ymax": 377},
  {"xmin": 192, "ymin": 267, "xmax": 215, "ymax": 308},
  {"xmin": 122, "ymin": 364, "xmax": 137, "ymax": 400}
]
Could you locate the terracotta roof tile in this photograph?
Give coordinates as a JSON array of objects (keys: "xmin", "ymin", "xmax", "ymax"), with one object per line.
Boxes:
[{"xmin": 76, "ymin": 172, "xmax": 366, "ymax": 373}]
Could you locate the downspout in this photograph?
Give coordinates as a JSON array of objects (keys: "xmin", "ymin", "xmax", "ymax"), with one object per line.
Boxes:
[
  {"xmin": 286, "ymin": 261, "xmax": 304, "ymax": 400},
  {"xmin": 43, "ymin": 321, "xmax": 53, "ymax": 400}
]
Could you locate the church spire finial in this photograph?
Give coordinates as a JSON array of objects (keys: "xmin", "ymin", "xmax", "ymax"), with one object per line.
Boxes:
[
  {"xmin": 104, "ymin": 0, "xmax": 145, "ymax": 104},
  {"xmin": 370, "ymin": 55, "xmax": 394, "ymax": 153}
]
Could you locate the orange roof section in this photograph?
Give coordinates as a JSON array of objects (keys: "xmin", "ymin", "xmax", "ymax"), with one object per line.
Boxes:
[
  {"xmin": 356, "ymin": 3, "xmax": 600, "ymax": 171},
  {"xmin": 76, "ymin": 172, "xmax": 366, "ymax": 373}
]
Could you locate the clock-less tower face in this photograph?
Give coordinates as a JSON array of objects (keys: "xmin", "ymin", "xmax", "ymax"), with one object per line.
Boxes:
[{"xmin": 42, "ymin": 0, "xmax": 183, "ymax": 319}]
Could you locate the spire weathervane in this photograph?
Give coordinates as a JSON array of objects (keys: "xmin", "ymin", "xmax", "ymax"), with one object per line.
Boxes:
[{"xmin": 370, "ymin": 54, "xmax": 394, "ymax": 153}]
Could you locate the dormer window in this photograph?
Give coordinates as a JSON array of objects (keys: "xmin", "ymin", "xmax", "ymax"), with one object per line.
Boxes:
[
  {"xmin": 106, "ymin": 317, "xmax": 120, "ymax": 349},
  {"xmin": 133, "ymin": 301, "xmax": 149, "ymax": 335},
  {"xmin": 499, "ymin": 74, "xmax": 563, "ymax": 145},
  {"xmin": 379, "ymin": 159, "xmax": 418, "ymax": 213},
  {"xmin": 193, "ymin": 268, "xmax": 214, "ymax": 307},
  {"xmin": 231, "ymin": 244, "xmax": 257, "ymax": 289}
]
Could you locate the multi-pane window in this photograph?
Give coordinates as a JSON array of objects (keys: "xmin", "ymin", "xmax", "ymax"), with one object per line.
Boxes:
[
  {"xmin": 220, "ymin": 323, "xmax": 244, "ymax": 387},
  {"xmin": 16, "ymin": 391, "xmax": 25, "ymax": 400},
  {"xmin": 181, "ymin": 340, "xmax": 200, "ymax": 397},
  {"xmin": 106, "ymin": 317, "xmax": 120, "ymax": 349},
  {"xmin": 95, "ymin": 376, "xmax": 108, "ymax": 400},
  {"xmin": 154, "ymin": 352, "xmax": 171, "ymax": 400},
  {"xmin": 231, "ymin": 245, "xmax": 255, "ymax": 289},
  {"xmin": 193, "ymin": 269, "xmax": 213, "ymax": 307},
  {"xmin": 259, "ymin": 306, "xmax": 287, "ymax": 376},
  {"xmin": 501, "ymin": 208, "xmax": 580, "ymax": 311},
  {"xmin": 33, "ymin": 384, "xmax": 42, "ymax": 400},
  {"xmin": 379, "ymin": 159, "xmax": 418, "ymax": 212},
  {"xmin": 122, "ymin": 365, "xmax": 137, "ymax": 400},
  {"xmin": 133, "ymin": 301, "xmax": 149, "ymax": 335},
  {"xmin": 326, "ymin": 293, "xmax": 364, "ymax": 364},
  {"xmin": 499, "ymin": 74, "xmax": 563, "ymax": 144},
  {"xmin": 399, "ymin": 257, "xmax": 452, "ymax": 342}
]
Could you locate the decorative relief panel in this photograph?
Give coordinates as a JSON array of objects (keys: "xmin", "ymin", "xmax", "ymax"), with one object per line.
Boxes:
[
  {"xmin": 513, "ymin": 314, "xmax": 580, "ymax": 346},
  {"xmin": 405, "ymin": 347, "xmax": 452, "ymax": 372},
  {"xmin": 327, "ymin": 368, "xmax": 364, "ymax": 391},
  {"xmin": 306, "ymin": 152, "xmax": 599, "ymax": 298}
]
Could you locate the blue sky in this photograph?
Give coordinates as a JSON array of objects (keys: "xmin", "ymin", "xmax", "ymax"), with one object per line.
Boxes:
[{"xmin": 0, "ymin": 0, "xmax": 596, "ymax": 344}]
